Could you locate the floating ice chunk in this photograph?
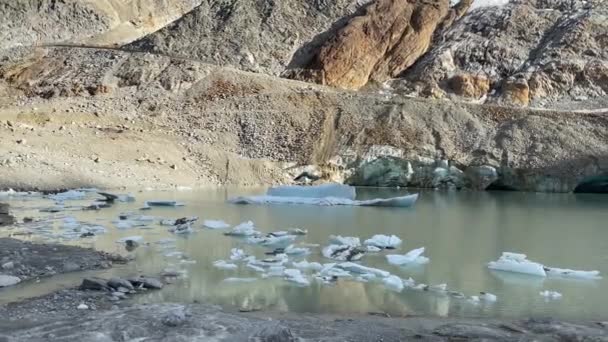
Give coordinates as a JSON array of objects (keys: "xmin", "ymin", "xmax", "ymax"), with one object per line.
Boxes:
[
  {"xmin": 328, "ymin": 235, "xmax": 361, "ymax": 247},
  {"xmin": 145, "ymin": 200, "xmax": 184, "ymax": 207},
  {"xmin": 247, "ymin": 263, "xmax": 266, "ymax": 273},
  {"xmin": 203, "ymin": 220, "xmax": 230, "ymax": 229},
  {"xmin": 337, "ymin": 262, "xmax": 391, "ymax": 278},
  {"xmin": 249, "ymin": 255, "xmax": 289, "ymax": 268},
  {"xmin": 0, "ymin": 189, "xmax": 41, "ymax": 197},
  {"xmin": 386, "ymin": 247, "xmax": 430, "ymax": 266},
  {"xmin": 288, "ymin": 228, "xmax": 308, "ymax": 235},
  {"xmin": 224, "ymin": 221, "xmax": 260, "ymax": 237},
  {"xmin": 540, "ymin": 290, "xmax": 562, "ymax": 299},
  {"xmin": 284, "ymin": 245, "xmax": 310, "ymax": 256},
  {"xmin": 223, "ymin": 277, "xmax": 257, "ymax": 283},
  {"xmin": 117, "ymin": 236, "xmax": 143, "ymax": 244},
  {"xmin": 165, "ymin": 251, "xmax": 185, "ymax": 258},
  {"xmin": 229, "ymin": 194, "xmax": 419, "ymax": 207},
  {"xmin": 267, "ymin": 231, "xmax": 289, "ymax": 237},
  {"xmin": 469, "ymin": 296, "xmax": 480, "ymax": 304},
  {"xmin": 114, "ymin": 221, "xmax": 134, "ymax": 229},
  {"xmin": 230, "ymin": 248, "xmax": 247, "ymax": 261},
  {"xmin": 364, "ymin": 235, "xmax": 402, "ymax": 249},
  {"xmin": 322, "ymin": 245, "xmax": 365, "ymax": 261},
  {"xmin": 366, "ymin": 246, "xmax": 382, "ymax": 253},
  {"xmin": 402, "ymin": 277, "xmax": 416, "ymax": 288},
  {"xmin": 267, "ymin": 184, "xmax": 356, "ymax": 200},
  {"xmin": 487, "ymin": 252, "xmax": 547, "ymax": 277},
  {"xmin": 383, "ymin": 275, "xmax": 404, "ymax": 292},
  {"xmin": 354, "ymin": 273, "xmax": 377, "ymax": 282},
  {"xmin": 169, "ymin": 223, "xmax": 194, "ymax": 234},
  {"xmin": 545, "ymin": 267, "xmax": 601, "ymax": 280},
  {"xmin": 284, "ymin": 268, "xmax": 310, "ymax": 286},
  {"xmin": 247, "ymin": 235, "xmax": 296, "ymax": 249},
  {"xmin": 263, "ymin": 266, "xmax": 286, "ymax": 277},
  {"xmin": 160, "ymin": 219, "xmax": 177, "ymax": 226},
  {"xmin": 213, "ymin": 260, "xmax": 238, "ymax": 270},
  {"xmin": 49, "ymin": 190, "xmax": 87, "ymax": 201},
  {"xmin": 292, "ymin": 260, "xmax": 323, "ymax": 271},
  {"xmin": 118, "ymin": 194, "xmax": 136, "ymax": 202},
  {"xmin": 479, "ymin": 292, "xmax": 497, "ymax": 302}
]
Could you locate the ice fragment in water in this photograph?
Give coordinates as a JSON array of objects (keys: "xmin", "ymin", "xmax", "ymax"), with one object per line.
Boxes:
[
  {"xmin": 386, "ymin": 247, "xmax": 429, "ymax": 266},
  {"xmin": 230, "ymin": 194, "xmax": 418, "ymax": 207},
  {"xmin": 284, "ymin": 268, "xmax": 310, "ymax": 286},
  {"xmin": 337, "ymin": 262, "xmax": 390, "ymax": 278},
  {"xmin": 539, "ymin": 290, "xmax": 562, "ymax": 299},
  {"xmin": 292, "ymin": 260, "xmax": 323, "ymax": 271},
  {"xmin": 267, "ymin": 184, "xmax": 356, "ymax": 200},
  {"xmin": 203, "ymin": 220, "xmax": 230, "ymax": 229},
  {"xmin": 544, "ymin": 267, "xmax": 601, "ymax": 280},
  {"xmin": 364, "ymin": 234, "xmax": 402, "ymax": 249},
  {"xmin": 230, "ymin": 248, "xmax": 247, "ymax": 261},
  {"xmin": 247, "ymin": 235, "xmax": 296, "ymax": 249},
  {"xmin": 49, "ymin": 190, "xmax": 87, "ymax": 201},
  {"xmin": 284, "ymin": 245, "xmax": 310, "ymax": 256},
  {"xmin": 479, "ymin": 292, "xmax": 497, "ymax": 302},
  {"xmin": 487, "ymin": 252, "xmax": 547, "ymax": 277},
  {"xmin": 223, "ymin": 277, "xmax": 257, "ymax": 283},
  {"xmin": 328, "ymin": 235, "xmax": 361, "ymax": 247},
  {"xmin": 383, "ymin": 275, "xmax": 404, "ymax": 292},
  {"xmin": 213, "ymin": 260, "xmax": 238, "ymax": 270},
  {"xmin": 489, "ymin": 252, "xmax": 602, "ymax": 279},
  {"xmin": 322, "ymin": 245, "xmax": 365, "ymax": 261},
  {"xmin": 366, "ymin": 246, "xmax": 382, "ymax": 253},
  {"xmin": 224, "ymin": 221, "xmax": 259, "ymax": 236}
]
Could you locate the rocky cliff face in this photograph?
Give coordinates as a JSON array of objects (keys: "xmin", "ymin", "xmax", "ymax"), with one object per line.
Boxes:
[
  {"xmin": 391, "ymin": 0, "xmax": 608, "ymax": 109},
  {"xmin": 126, "ymin": 0, "xmax": 360, "ymax": 76}
]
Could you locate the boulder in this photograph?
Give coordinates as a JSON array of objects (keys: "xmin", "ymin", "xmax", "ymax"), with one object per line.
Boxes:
[
  {"xmin": 80, "ymin": 277, "xmax": 111, "ymax": 291},
  {"xmin": 108, "ymin": 277, "xmax": 135, "ymax": 291},
  {"xmin": 448, "ymin": 73, "xmax": 490, "ymax": 99}
]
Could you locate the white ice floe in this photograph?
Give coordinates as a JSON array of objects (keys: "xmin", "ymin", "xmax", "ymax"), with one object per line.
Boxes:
[
  {"xmin": 247, "ymin": 235, "xmax": 297, "ymax": 249},
  {"xmin": 229, "ymin": 194, "xmax": 419, "ymax": 207},
  {"xmin": 386, "ymin": 247, "xmax": 430, "ymax": 266},
  {"xmin": 145, "ymin": 200, "xmax": 184, "ymax": 207},
  {"xmin": 292, "ymin": 260, "xmax": 323, "ymax": 271},
  {"xmin": 487, "ymin": 252, "xmax": 547, "ymax": 277},
  {"xmin": 203, "ymin": 220, "xmax": 230, "ymax": 229},
  {"xmin": 337, "ymin": 262, "xmax": 391, "ymax": 278},
  {"xmin": 0, "ymin": 189, "xmax": 41, "ymax": 197},
  {"xmin": 267, "ymin": 184, "xmax": 356, "ymax": 200},
  {"xmin": 224, "ymin": 221, "xmax": 260, "ymax": 237},
  {"xmin": 364, "ymin": 235, "xmax": 402, "ymax": 249},
  {"xmin": 284, "ymin": 268, "xmax": 310, "ymax": 286},
  {"xmin": 328, "ymin": 235, "xmax": 361, "ymax": 247},
  {"xmin": 160, "ymin": 219, "xmax": 177, "ymax": 226},
  {"xmin": 545, "ymin": 267, "xmax": 601, "ymax": 280},
  {"xmin": 284, "ymin": 245, "xmax": 311, "ymax": 256},
  {"xmin": 322, "ymin": 245, "xmax": 365, "ymax": 261},
  {"xmin": 383, "ymin": 275, "xmax": 405, "ymax": 292},
  {"xmin": 117, "ymin": 236, "xmax": 143, "ymax": 244},
  {"xmin": 540, "ymin": 290, "xmax": 562, "ymax": 299},
  {"xmin": 366, "ymin": 246, "xmax": 382, "ymax": 253},
  {"xmin": 248, "ymin": 255, "xmax": 289, "ymax": 268},
  {"xmin": 49, "ymin": 190, "xmax": 87, "ymax": 201},
  {"xmin": 479, "ymin": 292, "xmax": 497, "ymax": 302},
  {"xmin": 288, "ymin": 228, "xmax": 308, "ymax": 235},
  {"xmin": 230, "ymin": 248, "xmax": 247, "ymax": 261},
  {"xmin": 213, "ymin": 260, "xmax": 238, "ymax": 270},
  {"xmin": 223, "ymin": 277, "xmax": 257, "ymax": 283},
  {"xmin": 488, "ymin": 252, "xmax": 602, "ymax": 279},
  {"xmin": 246, "ymin": 263, "xmax": 266, "ymax": 273},
  {"xmin": 317, "ymin": 263, "xmax": 353, "ymax": 278}
]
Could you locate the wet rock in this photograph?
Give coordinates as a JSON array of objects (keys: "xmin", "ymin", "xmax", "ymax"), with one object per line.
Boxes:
[
  {"xmin": 108, "ymin": 277, "xmax": 134, "ymax": 291},
  {"xmin": 433, "ymin": 323, "xmax": 511, "ymax": 339},
  {"xmin": 161, "ymin": 307, "xmax": 189, "ymax": 327},
  {"xmin": 62, "ymin": 262, "xmax": 80, "ymax": 272},
  {"xmin": 251, "ymin": 324, "xmax": 296, "ymax": 342},
  {"xmin": 128, "ymin": 276, "xmax": 163, "ymax": 289},
  {"xmin": 97, "ymin": 192, "xmax": 118, "ymax": 202},
  {"xmin": 111, "ymin": 291, "xmax": 127, "ymax": 299},
  {"xmin": 0, "ymin": 203, "xmax": 14, "ymax": 226},
  {"xmin": 0, "ymin": 274, "xmax": 21, "ymax": 287},
  {"xmin": 79, "ymin": 278, "xmax": 111, "ymax": 291}
]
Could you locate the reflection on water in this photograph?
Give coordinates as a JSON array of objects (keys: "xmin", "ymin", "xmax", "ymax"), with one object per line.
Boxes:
[{"xmin": 1, "ymin": 188, "xmax": 607, "ymax": 320}]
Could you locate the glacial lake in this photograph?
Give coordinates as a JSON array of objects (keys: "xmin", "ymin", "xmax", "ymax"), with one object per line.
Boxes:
[{"xmin": 1, "ymin": 188, "xmax": 607, "ymax": 320}]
